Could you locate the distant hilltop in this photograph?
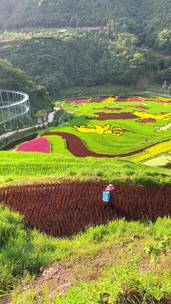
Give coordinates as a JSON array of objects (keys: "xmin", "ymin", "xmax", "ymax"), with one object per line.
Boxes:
[{"xmin": 0, "ymin": 0, "xmax": 170, "ymax": 35}]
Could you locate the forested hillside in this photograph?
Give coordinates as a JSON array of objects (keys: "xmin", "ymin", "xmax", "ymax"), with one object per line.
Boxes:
[
  {"xmin": 0, "ymin": 59, "xmax": 51, "ymax": 111},
  {"xmin": 0, "ymin": 0, "xmax": 142, "ymax": 28},
  {"xmin": 0, "ymin": 0, "xmax": 170, "ymax": 41},
  {"xmin": 0, "ymin": 0, "xmax": 170, "ymax": 102},
  {"xmin": 0, "ymin": 31, "xmax": 160, "ymax": 96}
]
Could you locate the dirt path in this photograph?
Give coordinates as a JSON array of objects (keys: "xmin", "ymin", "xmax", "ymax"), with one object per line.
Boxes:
[
  {"xmin": 3, "ymin": 242, "xmax": 171, "ymax": 303},
  {"xmin": 1, "ymin": 243, "xmax": 132, "ymax": 304},
  {"xmin": 0, "ymin": 244, "xmax": 120, "ymax": 303},
  {"xmin": 42, "ymin": 131, "xmax": 171, "ymax": 158},
  {"xmin": 11, "ymin": 244, "xmax": 128, "ymax": 302}
]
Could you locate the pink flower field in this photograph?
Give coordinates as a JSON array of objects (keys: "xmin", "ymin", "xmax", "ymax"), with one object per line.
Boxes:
[{"xmin": 17, "ymin": 138, "xmax": 51, "ymax": 153}]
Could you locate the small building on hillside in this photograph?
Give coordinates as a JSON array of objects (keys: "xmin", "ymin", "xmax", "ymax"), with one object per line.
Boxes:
[{"xmin": 35, "ymin": 110, "xmax": 48, "ymax": 125}]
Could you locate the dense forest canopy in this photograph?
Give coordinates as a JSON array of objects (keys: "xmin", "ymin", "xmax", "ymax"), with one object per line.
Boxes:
[
  {"xmin": 0, "ymin": 0, "xmax": 170, "ymax": 106},
  {"xmin": 0, "ymin": 32, "xmax": 161, "ymax": 96},
  {"xmin": 0, "ymin": 0, "xmax": 170, "ymax": 34}
]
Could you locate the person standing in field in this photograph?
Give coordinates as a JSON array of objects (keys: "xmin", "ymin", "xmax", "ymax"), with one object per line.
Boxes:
[{"xmin": 102, "ymin": 184, "xmax": 115, "ymax": 208}]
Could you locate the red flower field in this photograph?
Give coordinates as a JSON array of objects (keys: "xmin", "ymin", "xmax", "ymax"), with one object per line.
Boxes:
[
  {"xmin": 141, "ymin": 118, "xmax": 156, "ymax": 124},
  {"xmin": 0, "ymin": 182, "xmax": 170, "ymax": 237},
  {"xmin": 17, "ymin": 138, "xmax": 51, "ymax": 153},
  {"xmin": 70, "ymin": 98, "xmax": 106, "ymax": 104},
  {"xmin": 128, "ymin": 97, "xmax": 144, "ymax": 102},
  {"xmin": 91, "ymin": 97, "xmax": 106, "ymax": 103},
  {"xmin": 70, "ymin": 99, "xmax": 90, "ymax": 104},
  {"xmin": 116, "ymin": 97, "xmax": 145, "ymax": 102},
  {"xmin": 96, "ymin": 112, "xmax": 137, "ymax": 120}
]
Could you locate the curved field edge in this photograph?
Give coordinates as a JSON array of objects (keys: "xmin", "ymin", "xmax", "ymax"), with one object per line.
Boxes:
[
  {"xmin": 43, "ymin": 132, "xmax": 171, "ymax": 159},
  {"xmin": 1, "ymin": 152, "xmax": 171, "ymax": 186},
  {"xmin": 131, "ymin": 140, "xmax": 171, "ymax": 163},
  {"xmin": 1, "ymin": 206, "xmax": 171, "ymax": 303},
  {"xmin": 50, "ymin": 95, "xmax": 171, "ymax": 155},
  {"xmin": 1, "ymin": 182, "xmax": 170, "ymax": 237}
]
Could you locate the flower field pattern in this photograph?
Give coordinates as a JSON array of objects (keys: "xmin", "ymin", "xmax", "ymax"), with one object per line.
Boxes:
[
  {"xmin": 0, "ymin": 182, "xmax": 171, "ymax": 236},
  {"xmin": 134, "ymin": 140, "xmax": 171, "ymax": 163},
  {"xmin": 55, "ymin": 95, "xmax": 171, "ymax": 162},
  {"xmin": 70, "ymin": 99, "xmax": 90, "ymax": 104},
  {"xmin": 96, "ymin": 112, "xmax": 137, "ymax": 120},
  {"xmin": 69, "ymin": 98, "xmax": 107, "ymax": 104},
  {"xmin": 12, "ymin": 95, "xmax": 171, "ymax": 163},
  {"xmin": 75, "ymin": 125, "xmax": 124, "ymax": 136},
  {"xmin": 116, "ymin": 97, "xmax": 144, "ymax": 102},
  {"xmin": 42, "ymin": 132, "xmax": 164, "ymax": 158},
  {"xmin": 17, "ymin": 138, "xmax": 51, "ymax": 153},
  {"xmin": 141, "ymin": 118, "xmax": 156, "ymax": 124},
  {"xmin": 134, "ymin": 111, "xmax": 171, "ymax": 121}
]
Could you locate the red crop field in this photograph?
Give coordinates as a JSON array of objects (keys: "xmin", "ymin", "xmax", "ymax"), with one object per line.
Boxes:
[
  {"xmin": 96, "ymin": 112, "xmax": 137, "ymax": 120},
  {"xmin": 116, "ymin": 97, "xmax": 144, "ymax": 102},
  {"xmin": 70, "ymin": 99, "xmax": 90, "ymax": 104},
  {"xmin": 0, "ymin": 183, "xmax": 170, "ymax": 237},
  {"xmin": 141, "ymin": 118, "xmax": 156, "ymax": 124}
]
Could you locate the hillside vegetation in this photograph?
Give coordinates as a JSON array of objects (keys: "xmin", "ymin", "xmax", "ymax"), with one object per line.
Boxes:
[
  {"xmin": 0, "ymin": 0, "xmax": 170, "ymax": 101},
  {"xmin": 0, "ymin": 59, "xmax": 51, "ymax": 112},
  {"xmin": 0, "ymin": 205, "xmax": 171, "ymax": 303},
  {"xmin": 0, "ymin": 29, "xmax": 170, "ymax": 99},
  {"xmin": 0, "ymin": 0, "xmax": 170, "ymax": 38}
]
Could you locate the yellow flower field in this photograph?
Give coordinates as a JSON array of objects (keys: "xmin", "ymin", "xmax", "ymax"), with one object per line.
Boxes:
[
  {"xmin": 134, "ymin": 140, "xmax": 171, "ymax": 163},
  {"xmin": 105, "ymin": 97, "xmax": 116, "ymax": 103},
  {"xmin": 134, "ymin": 111, "xmax": 171, "ymax": 120},
  {"xmin": 75, "ymin": 125, "xmax": 124, "ymax": 136}
]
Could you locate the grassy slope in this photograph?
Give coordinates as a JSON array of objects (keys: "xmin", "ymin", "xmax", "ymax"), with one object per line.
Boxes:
[
  {"xmin": 1, "ymin": 206, "xmax": 171, "ymax": 303},
  {"xmin": 0, "ymin": 150, "xmax": 171, "ymax": 186},
  {"xmin": 1, "ymin": 95, "xmax": 171, "ymax": 302}
]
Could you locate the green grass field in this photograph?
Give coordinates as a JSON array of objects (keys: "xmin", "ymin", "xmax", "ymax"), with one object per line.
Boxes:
[
  {"xmin": 0, "ymin": 151, "xmax": 171, "ymax": 186},
  {"xmin": 1, "ymin": 206, "xmax": 171, "ymax": 303}
]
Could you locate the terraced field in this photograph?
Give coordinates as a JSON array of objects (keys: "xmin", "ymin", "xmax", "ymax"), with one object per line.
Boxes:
[
  {"xmin": 37, "ymin": 96, "xmax": 171, "ymax": 166},
  {"xmin": 1, "ymin": 95, "xmax": 171, "ymax": 303}
]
